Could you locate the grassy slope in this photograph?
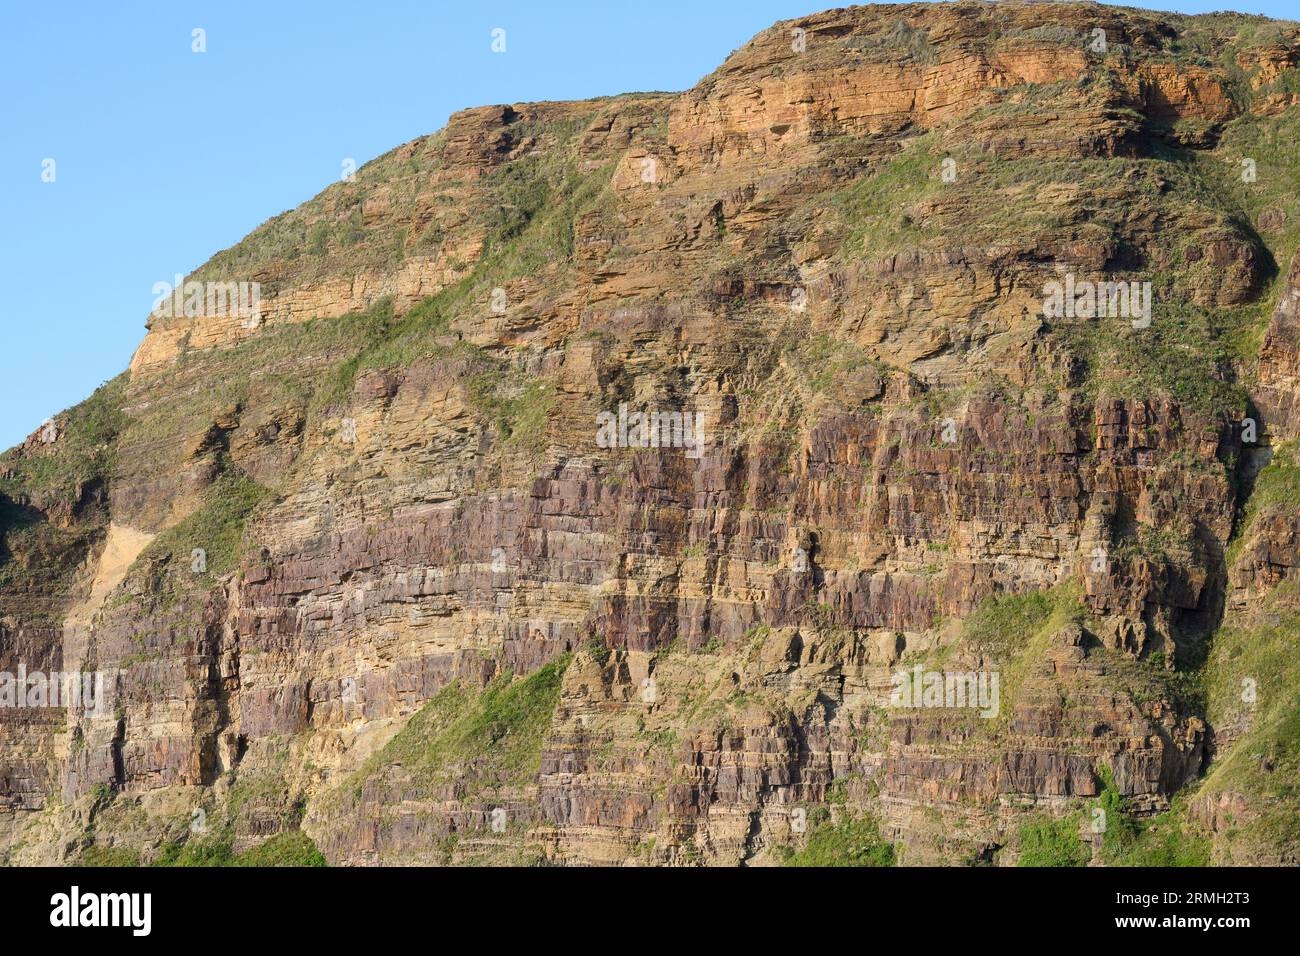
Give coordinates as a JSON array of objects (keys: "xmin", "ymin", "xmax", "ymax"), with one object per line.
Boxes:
[{"xmin": 349, "ymin": 655, "xmax": 571, "ymax": 800}]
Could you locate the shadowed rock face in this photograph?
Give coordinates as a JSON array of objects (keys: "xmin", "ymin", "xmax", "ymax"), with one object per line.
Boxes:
[{"xmin": 3, "ymin": 2, "xmax": 1300, "ymax": 866}]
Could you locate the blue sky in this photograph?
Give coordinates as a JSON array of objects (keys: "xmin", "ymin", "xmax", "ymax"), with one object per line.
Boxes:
[{"xmin": 1, "ymin": 0, "xmax": 1294, "ymax": 451}]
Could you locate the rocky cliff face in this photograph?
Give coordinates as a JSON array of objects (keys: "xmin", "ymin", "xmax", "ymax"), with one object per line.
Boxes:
[{"xmin": 3, "ymin": 1, "xmax": 1300, "ymax": 866}]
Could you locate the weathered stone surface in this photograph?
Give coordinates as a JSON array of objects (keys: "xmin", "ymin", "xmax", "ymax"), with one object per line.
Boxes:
[{"xmin": 3, "ymin": 2, "xmax": 1299, "ymax": 866}]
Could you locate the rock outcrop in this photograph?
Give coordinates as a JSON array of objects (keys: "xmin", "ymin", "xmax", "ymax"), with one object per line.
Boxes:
[{"xmin": 3, "ymin": 2, "xmax": 1300, "ymax": 866}]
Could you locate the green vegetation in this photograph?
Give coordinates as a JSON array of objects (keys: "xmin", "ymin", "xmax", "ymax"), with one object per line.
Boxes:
[
  {"xmin": 0, "ymin": 375, "xmax": 129, "ymax": 616},
  {"xmin": 1249, "ymin": 442, "xmax": 1300, "ymax": 511},
  {"xmin": 173, "ymin": 111, "xmax": 618, "ymax": 476},
  {"xmin": 18, "ymin": 11, "xmax": 1300, "ymax": 871},
  {"xmin": 125, "ymin": 766, "xmax": 323, "ymax": 868},
  {"xmin": 467, "ymin": 375, "xmax": 555, "ymax": 455},
  {"xmin": 226, "ymin": 772, "xmax": 307, "ymax": 830},
  {"xmin": 308, "ymin": 293, "xmax": 461, "ymax": 411},
  {"xmin": 1194, "ymin": 585, "xmax": 1300, "ymax": 861},
  {"xmin": 1230, "ymin": 443, "xmax": 1300, "ymax": 571},
  {"xmin": 153, "ymin": 837, "xmax": 236, "ymax": 867},
  {"xmin": 1215, "ymin": 104, "xmax": 1300, "ymax": 261},
  {"xmin": 843, "ymin": 17, "xmax": 938, "ymax": 65},
  {"xmin": 196, "ymin": 132, "xmax": 451, "ymax": 282},
  {"xmin": 0, "ymin": 374, "xmax": 128, "ymax": 505},
  {"xmin": 349, "ymin": 656, "xmax": 571, "ymax": 798},
  {"xmin": 584, "ymin": 635, "xmax": 612, "ymax": 667},
  {"xmin": 784, "ymin": 813, "xmax": 896, "ymax": 867},
  {"xmin": 310, "ymin": 113, "xmax": 610, "ymax": 382},
  {"xmin": 152, "ymin": 830, "xmax": 326, "ymax": 867},
  {"xmin": 1051, "ymin": 298, "xmax": 1251, "ymax": 420},
  {"xmin": 1093, "ymin": 768, "xmax": 1210, "ymax": 866},
  {"xmin": 785, "ymin": 333, "xmax": 885, "ymax": 399},
  {"xmin": 1017, "ymin": 813, "xmax": 1089, "ymax": 867},
  {"xmin": 961, "ymin": 590, "xmax": 1057, "ymax": 660},
  {"xmin": 299, "ymin": 123, "xmax": 612, "ymax": 449},
  {"xmin": 79, "ymin": 844, "xmax": 142, "ymax": 868},
  {"xmin": 0, "ymin": 506, "xmax": 85, "ymax": 617},
  {"xmin": 308, "ymin": 297, "xmax": 412, "ymax": 405},
  {"xmin": 820, "ymin": 62, "xmax": 1296, "ymax": 420},
  {"xmin": 231, "ymin": 831, "xmax": 327, "ymax": 867},
  {"xmin": 140, "ymin": 469, "xmax": 273, "ymax": 580},
  {"xmin": 832, "ymin": 135, "xmax": 944, "ymax": 256},
  {"xmin": 482, "ymin": 149, "xmax": 612, "ymax": 279},
  {"xmin": 961, "ymin": 584, "xmax": 1087, "ymax": 725}
]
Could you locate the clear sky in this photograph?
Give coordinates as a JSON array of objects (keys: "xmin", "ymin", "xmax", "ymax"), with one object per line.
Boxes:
[{"xmin": 2, "ymin": 0, "xmax": 1294, "ymax": 451}]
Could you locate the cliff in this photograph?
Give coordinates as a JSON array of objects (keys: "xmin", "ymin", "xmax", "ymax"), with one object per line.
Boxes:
[{"xmin": 3, "ymin": 1, "xmax": 1300, "ymax": 866}]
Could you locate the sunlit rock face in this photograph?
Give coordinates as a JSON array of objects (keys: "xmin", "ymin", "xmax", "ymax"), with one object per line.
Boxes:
[{"xmin": 3, "ymin": 2, "xmax": 1300, "ymax": 866}]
